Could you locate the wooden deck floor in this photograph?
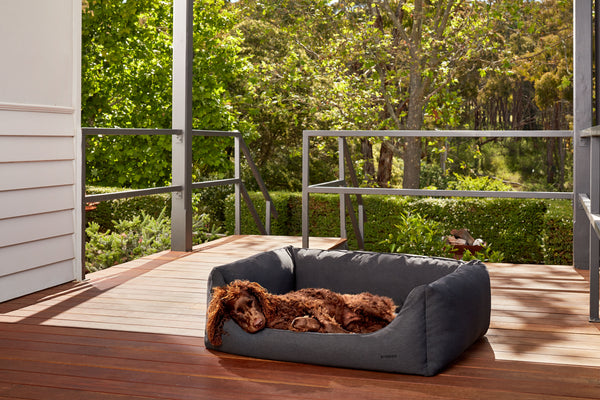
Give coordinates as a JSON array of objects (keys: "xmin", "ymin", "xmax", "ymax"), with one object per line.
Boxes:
[{"xmin": 1, "ymin": 235, "xmax": 599, "ymax": 399}]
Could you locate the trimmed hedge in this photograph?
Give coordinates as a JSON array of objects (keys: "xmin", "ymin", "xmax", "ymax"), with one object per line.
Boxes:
[
  {"xmin": 542, "ymin": 200, "xmax": 574, "ymax": 265},
  {"xmin": 225, "ymin": 192, "xmax": 573, "ymax": 264},
  {"xmin": 85, "ymin": 187, "xmax": 573, "ymax": 265},
  {"xmin": 85, "ymin": 186, "xmax": 171, "ymax": 232},
  {"xmin": 410, "ymin": 198, "xmax": 547, "ymax": 263}
]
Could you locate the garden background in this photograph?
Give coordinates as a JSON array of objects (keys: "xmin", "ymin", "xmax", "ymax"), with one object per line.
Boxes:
[{"xmin": 82, "ymin": 0, "xmax": 574, "ymax": 271}]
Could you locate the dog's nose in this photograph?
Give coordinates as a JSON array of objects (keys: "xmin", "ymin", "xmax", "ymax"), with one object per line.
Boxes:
[{"xmin": 253, "ymin": 318, "xmax": 264, "ymax": 328}]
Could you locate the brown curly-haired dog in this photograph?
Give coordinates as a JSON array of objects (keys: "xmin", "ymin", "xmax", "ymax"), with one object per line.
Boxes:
[{"xmin": 206, "ymin": 280, "xmax": 398, "ymax": 346}]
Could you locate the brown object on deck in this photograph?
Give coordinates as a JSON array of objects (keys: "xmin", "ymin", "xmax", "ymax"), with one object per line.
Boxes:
[
  {"xmin": 0, "ymin": 235, "xmax": 599, "ymax": 399},
  {"xmin": 450, "ymin": 228, "xmax": 476, "ymax": 246}
]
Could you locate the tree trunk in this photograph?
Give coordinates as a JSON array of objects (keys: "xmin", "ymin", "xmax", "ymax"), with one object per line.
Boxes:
[
  {"xmin": 361, "ymin": 138, "xmax": 376, "ymax": 184},
  {"xmin": 377, "ymin": 140, "xmax": 394, "ymax": 187},
  {"xmin": 559, "ymin": 138, "xmax": 566, "ymax": 190},
  {"xmin": 546, "ymin": 137, "xmax": 555, "ymax": 185},
  {"xmin": 403, "ymin": 137, "xmax": 421, "ymax": 188},
  {"xmin": 403, "ymin": 66, "xmax": 425, "ymax": 189}
]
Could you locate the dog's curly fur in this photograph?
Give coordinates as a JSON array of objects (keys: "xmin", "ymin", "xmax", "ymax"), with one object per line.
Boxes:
[{"xmin": 206, "ymin": 280, "xmax": 398, "ymax": 346}]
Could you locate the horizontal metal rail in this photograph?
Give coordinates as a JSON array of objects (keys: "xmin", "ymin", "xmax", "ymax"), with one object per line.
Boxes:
[
  {"xmin": 305, "ymin": 129, "xmax": 573, "ymax": 138},
  {"xmin": 582, "ymin": 126, "xmax": 600, "ymax": 137},
  {"xmin": 83, "ymin": 127, "xmax": 181, "ymax": 136},
  {"xmin": 579, "ymin": 194, "xmax": 600, "ymax": 240},
  {"xmin": 308, "ymin": 185, "xmax": 573, "ymax": 199},
  {"xmin": 85, "ymin": 186, "xmax": 183, "ymax": 202},
  {"xmin": 192, "ymin": 129, "xmax": 241, "ymax": 137},
  {"xmin": 192, "ymin": 178, "xmax": 239, "ymax": 189},
  {"xmin": 311, "ymin": 179, "xmax": 346, "ymax": 187}
]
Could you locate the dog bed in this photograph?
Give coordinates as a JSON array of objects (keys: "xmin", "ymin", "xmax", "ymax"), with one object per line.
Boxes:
[{"xmin": 204, "ymin": 246, "xmax": 490, "ymax": 376}]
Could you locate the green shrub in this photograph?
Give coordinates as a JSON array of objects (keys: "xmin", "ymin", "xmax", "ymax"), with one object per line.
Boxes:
[
  {"xmin": 193, "ymin": 178, "xmax": 235, "ymax": 224},
  {"xmin": 446, "ymin": 174, "xmax": 514, "ymax": 191},
  {"xmin": 382, "ymin": 211, "xmax": 454, "ymax": 257},
  {"xmin": 85, "ymin": 207, "xmax": 222, "ymax": 272},
  {"xmin": 542, "ymin": 199, "xmax": 573, "ymax": 265},
  {"xmin": 410, "ymin": 197, "xmax": 548, "ymax": 263},
  {"xmin": 223, "ymin": 191, "xmax": 304, "ymax": 235},
  {"xmin": 85, "ymin": 208, "xmax": 172, "ymax": 272},
  {"xmin": 461, "ymin": 246, "xmax": 505, "ymax": 263},
  {"xmin": 86, "ymin": 186, "xmax": 171, "ymax": 232},
  {"xmin": 226, "ymin": 192, "xmax": 563, "ymax": 264}
]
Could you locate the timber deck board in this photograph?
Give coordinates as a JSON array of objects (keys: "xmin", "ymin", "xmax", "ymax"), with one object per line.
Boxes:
[{"xmin": 0, "ymin": 235, "xmax": 599, "ymax": 399}]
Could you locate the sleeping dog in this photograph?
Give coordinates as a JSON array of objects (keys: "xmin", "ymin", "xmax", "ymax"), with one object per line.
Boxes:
[{"xmin": 206, "ymin": 280, "xmax": 398, "ymax": 346}]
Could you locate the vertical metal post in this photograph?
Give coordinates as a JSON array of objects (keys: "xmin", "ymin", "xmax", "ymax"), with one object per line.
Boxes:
[
  {"xmin": 596, "ymin": 0, "xmax": 600, "ymax": 125},
  {"xmin": 592, "ymin": 0, "xmax": 600, "ymax": 321},
  {"xmin": 171, "ymin": 0, "xmax": 193, "ymax": 251},
  {"xmin": 234, "ymin": 135, "xmax": 241, "ymax": 235},
  {"xmin": 573, "ymin": 0, "xmax": 593, "ymax": 269},
  {"xmin": 358, "ymin": 201, "xmax": 364, "ymax": 248},
  {"xmin": 265, "ymin": 200, "xmax": 272, "ymax": 235},
  {"xmin": 590, "ymin": 134, "xmax": 600, "ymax": 321},
  {"xmin": 302, "ymin": 132, "xmax": 310, "ymax": 248},
  {"xmin": 81, "ymin": 132, "xmax": 87, "ymax": 279},
  {"xmin": 338, "ymin": 137, "xmax": 347, "ymax": 239}
]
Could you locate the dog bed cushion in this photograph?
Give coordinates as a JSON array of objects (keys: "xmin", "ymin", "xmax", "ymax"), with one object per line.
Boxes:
[{"xmin": 205, "ymin": 246, "xmax": 490, "ymax": 376}]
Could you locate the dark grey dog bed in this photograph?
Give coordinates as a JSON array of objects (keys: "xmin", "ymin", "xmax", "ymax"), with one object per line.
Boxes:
[{"xmin": 204, "ymin": 246, "xmax": 490, "ymax": 376}]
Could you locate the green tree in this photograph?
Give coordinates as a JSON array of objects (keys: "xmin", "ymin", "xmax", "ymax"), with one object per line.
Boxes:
[
  {"xmin": 462, "ymin": 0, "xmax": 573, "ymax": 191},
  {"xmin": 82, "ymin": 0, "xmax": 247, "ymax": 188},
  {"xmin": 362, "ymin": 0, "xmax": 503, "ymax": 188},
  {"xmin": 229, "ymin": 0, "xmax": 385, "ymax": 190}
]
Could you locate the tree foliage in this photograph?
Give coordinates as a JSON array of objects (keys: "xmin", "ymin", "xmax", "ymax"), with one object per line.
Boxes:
[
  {"xmin": 83, "ymin": 0, "xmax": 573, "ymax": 194},
  {"xmin": 82, "ymin": 0, "xmax": 246, "ymax": 188}
]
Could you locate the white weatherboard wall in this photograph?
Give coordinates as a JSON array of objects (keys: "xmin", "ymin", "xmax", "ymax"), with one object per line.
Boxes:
[{"xmin": 0, "ymin": 0, "xmax": 82, "ymax": 302}]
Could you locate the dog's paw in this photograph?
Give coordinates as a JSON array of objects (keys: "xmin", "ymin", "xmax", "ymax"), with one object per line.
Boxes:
[{"xmin": 291, "ymin": 316, "xmax": 321, "ymax": 332}]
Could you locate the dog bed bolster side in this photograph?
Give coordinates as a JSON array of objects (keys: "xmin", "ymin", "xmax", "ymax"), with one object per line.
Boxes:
[
  {"xmin": 204, "ymin": 245, "xmax": 297, "ymax": 348},
  {"xmin": 208, "ymin": 245, "xmax": 296, "ymax": 294},
  {"xmin": 423, "ymin": 260, "xmax": 491, "ymax": 376},
  {"xmin": 293, "ymin": 248, "xmax": 461, "ymax": 306}
]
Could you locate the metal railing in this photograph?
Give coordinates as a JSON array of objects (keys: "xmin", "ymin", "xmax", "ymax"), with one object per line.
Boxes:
[
  {"xmin": 301, "ymin": 128, "xmax": 600, "ymax": 322},
  {"xmin": 302, "ymin": 129, "xmax": 574, "ymax": 247},
  {"xmin": 82, "ymin": 127, "xmax": 277, "ymax": 275},
  {"xmin": 579, "ymin": 126, "xmax": 600, "ymax": 322}
]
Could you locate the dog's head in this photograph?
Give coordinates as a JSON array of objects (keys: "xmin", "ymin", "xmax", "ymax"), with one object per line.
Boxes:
[{"xmin": 206, "ymin": 280, "xmax": 268, "ymax": 346}]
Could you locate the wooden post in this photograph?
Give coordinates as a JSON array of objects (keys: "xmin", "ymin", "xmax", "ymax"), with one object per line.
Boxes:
[
  {"xmin": 171, "ymin": 0, "xmax": 193, "ymax": 251},
  {"xmin": 573, "ymin": 0, "xmax": 592, "ymax": 269}
]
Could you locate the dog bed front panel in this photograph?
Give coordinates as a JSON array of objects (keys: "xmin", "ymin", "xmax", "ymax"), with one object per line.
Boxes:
[{"xmin": 215, "ymin": 291, "xmax": 431, "ymax": 375}]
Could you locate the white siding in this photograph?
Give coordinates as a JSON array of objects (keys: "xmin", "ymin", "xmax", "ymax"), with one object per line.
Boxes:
[
  {"xmin": 0, "ymin": 210, "xmax": 75, "ymax": 248},
  {"xmin": 0, "ymin": 0, "xmax": 81, "ymax": 302},
  {"xmin": 0, "ymin": 186, "xmax": 75, "ymax": 220},
  {"xmin": 0, "ymin": 0, "xmax": 74, "ymax": 107},
  {"xmin": 0, "ymin": 136, "xmax": 75, "ymax": 162}
]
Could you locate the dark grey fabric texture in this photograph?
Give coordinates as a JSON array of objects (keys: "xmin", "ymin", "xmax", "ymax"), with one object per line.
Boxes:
[{"xmin": 204, "ymin": 246, "xmax": 491, "ymax": 376}]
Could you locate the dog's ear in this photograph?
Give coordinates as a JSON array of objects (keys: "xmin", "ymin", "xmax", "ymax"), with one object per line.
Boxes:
[
  {"xmin": 206, "ymin": 286, "xmax": 230, "ymax": 346},
  {"xmin": 242, "ymin": 281, "xmax": 269, "ymax": 309}
]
